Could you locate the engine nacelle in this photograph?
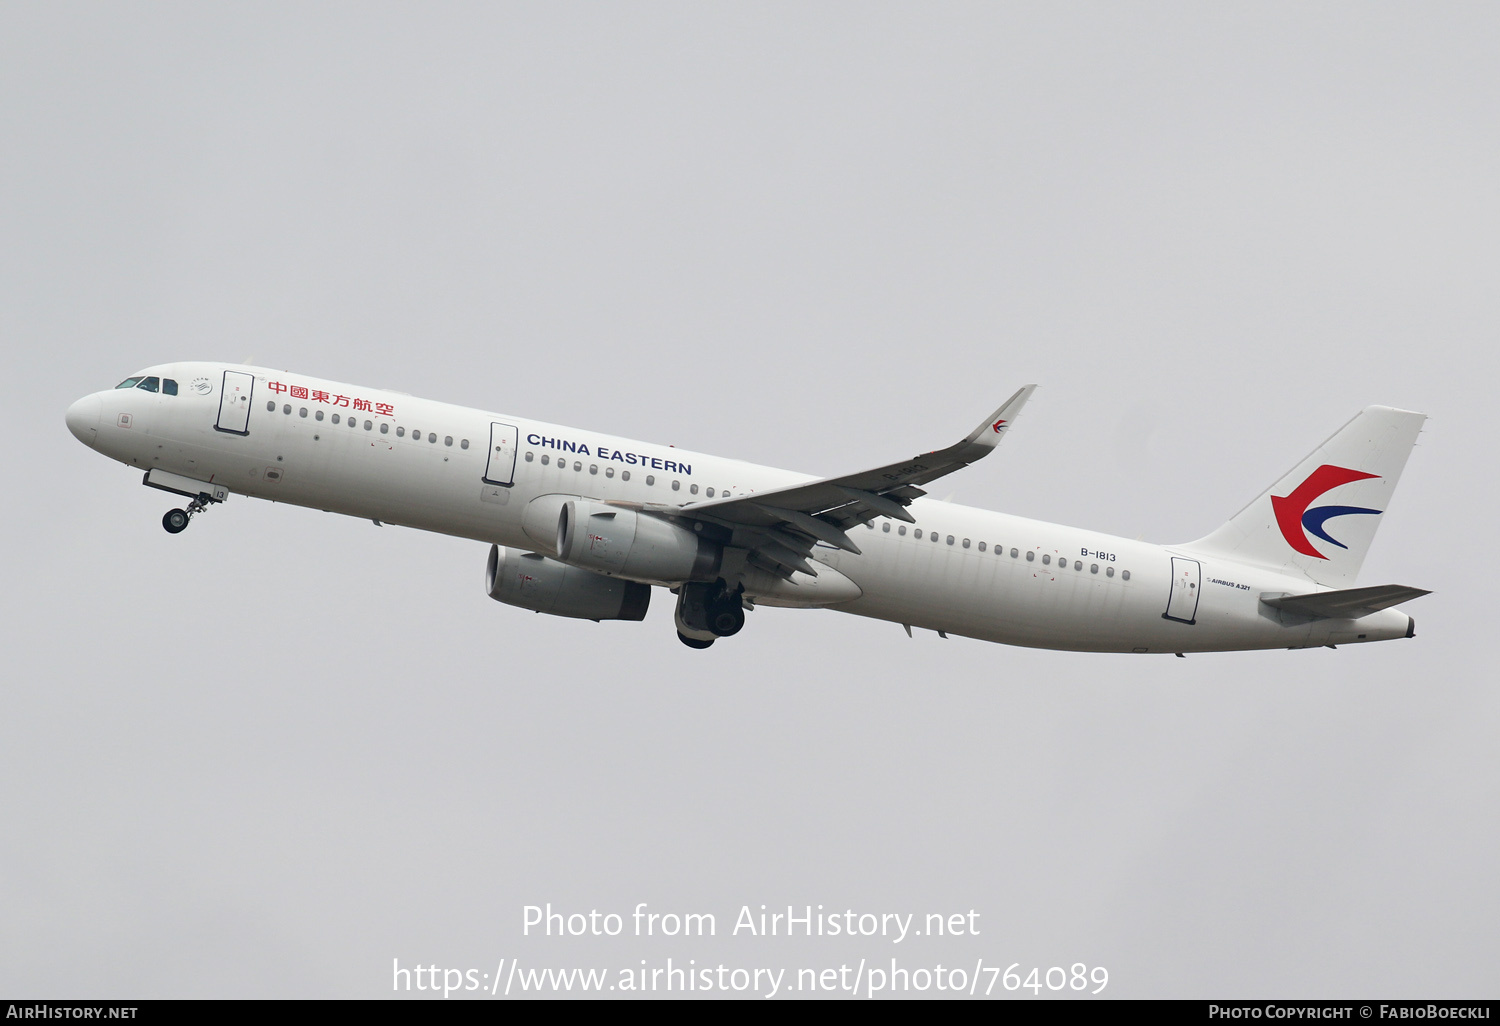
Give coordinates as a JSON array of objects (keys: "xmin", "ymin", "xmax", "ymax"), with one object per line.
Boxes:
[
  {"xmin": 486, "ymin": 545, "xmax": 650, "ymax": 621},
  {"xmin": 557, "ymin": 500, "xmax": 720, "ymax": 583}
]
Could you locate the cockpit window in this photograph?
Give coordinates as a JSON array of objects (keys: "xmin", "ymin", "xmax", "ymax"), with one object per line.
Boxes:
[
  {"xmin": 162, "ymin": 379, "xmax": 178, "ymax": 396},
  {"xmin": 115, "ymin": 377, "xmax": 142, "ymax": 389},
  {"xmin": 136, "ymin": 377, "xmax": 160, "ymax": 393}
]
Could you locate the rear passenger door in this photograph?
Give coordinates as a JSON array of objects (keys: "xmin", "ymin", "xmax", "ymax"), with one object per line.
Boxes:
[{"xmin": 1162, "ymin": 557, "xmax": 1201, "ymax": 625}]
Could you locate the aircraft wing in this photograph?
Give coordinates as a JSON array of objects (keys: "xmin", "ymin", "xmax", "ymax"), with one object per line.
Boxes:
[{"xmin": 613, "ymin": 385, "xmax": 1035, "ymax": 580}]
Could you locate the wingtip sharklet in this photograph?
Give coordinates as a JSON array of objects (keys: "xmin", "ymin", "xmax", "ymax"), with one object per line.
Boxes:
[{"xmin": 958, "ymin": 384, "xmax": 1037, "ymax": 455}]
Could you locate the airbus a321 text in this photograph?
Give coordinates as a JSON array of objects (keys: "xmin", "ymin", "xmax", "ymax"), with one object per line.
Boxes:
[{"xmin": 66, "ymin": 364, "xmax": 1430, "ymax": 653}]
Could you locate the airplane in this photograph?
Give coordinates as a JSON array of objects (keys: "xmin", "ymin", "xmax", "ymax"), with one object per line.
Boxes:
[{"xmin": 65, "ymin": 363, "xmax": 1429, "ymax": 653}]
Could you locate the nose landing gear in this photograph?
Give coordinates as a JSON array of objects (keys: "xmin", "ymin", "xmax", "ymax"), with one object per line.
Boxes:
[
  {"xmin": 161, "ymin": 493, "xmax": 214, "ymax": 534},
  {"xmin": 674, "ymin": 580, "xmax": 748, "ymax": 649}
]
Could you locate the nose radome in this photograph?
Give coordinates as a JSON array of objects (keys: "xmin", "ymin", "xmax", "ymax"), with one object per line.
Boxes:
[{"xmin": 66, "ymin": 394, "xmax": 101, "ymax": 446}]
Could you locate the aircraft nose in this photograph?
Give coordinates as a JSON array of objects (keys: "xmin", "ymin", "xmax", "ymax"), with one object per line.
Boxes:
[{"xmin": 66, "ymin": 393, "xmax": 101, "ymax": 447}]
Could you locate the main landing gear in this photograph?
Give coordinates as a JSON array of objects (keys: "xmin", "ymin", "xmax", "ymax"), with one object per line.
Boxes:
[
  {"xmin": 162, "ymin": 493, "xmax": 214, "ymax": 534},
  {"xmin": 674, "ymin": 580, "xmax": 747, "ymax": 649}
]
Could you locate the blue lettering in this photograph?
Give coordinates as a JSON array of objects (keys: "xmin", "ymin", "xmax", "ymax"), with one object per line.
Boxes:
[
  {"xmin": 626, "ymin": 453, "xmax": 638, "ymax": 465},
  {"xmin": 611, "ymin": 451, "xmax": 626, "ymax": 463},
  {"xmin": 576, "ymin": 444, "xmax": 590, "ymax": 456},
  {"xmin": 665, "ymin": 460, "xmax": 678, "ymax": 473},
  {"xmin": 562, "ymin": 441, "xmax": 577, "ymax": 453},
  {"xmin": 679, "ymin": 462, "xmax": 691, "ymax": 476},
  {"xmin": 651, "ymin": 457, "xmax": 663, "ymax": 470},
  {"xmin": 526, "ymin": 433, "xmax": 541, "ymax": 445}
]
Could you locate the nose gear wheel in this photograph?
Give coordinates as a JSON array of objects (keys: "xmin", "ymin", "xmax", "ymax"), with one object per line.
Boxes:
[{"xmin": 161, "ymin": 493, "xmax": 214, "ymax": 534}]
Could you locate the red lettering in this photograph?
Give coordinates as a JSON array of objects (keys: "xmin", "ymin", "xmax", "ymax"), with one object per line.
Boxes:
[
  {"xmin": 289, "ymin": 385, "xmax": 309, "ymax": 400},
  {"xmin": 333, "ymin": 395, "xmax": 350, "ymax": 408},
  {"xmin": 268, "ymin": 381, "xmax": 288, "ymax": 395},
  {"xmin": 311, "ymin": 390, "xmax": 330, "ymax": 403},
  {"xmin": 374, "ymin": 402, "xmax": 394, "ymax": 417},
  {"xmin": 353, "ymin": 398, "xmax": 372, "ymax": 412}
]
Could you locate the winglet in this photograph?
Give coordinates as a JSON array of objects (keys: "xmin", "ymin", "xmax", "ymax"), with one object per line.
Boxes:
[{"xmin": 949, "ymin": 385, "xmax": 1036, "ymax": 463}]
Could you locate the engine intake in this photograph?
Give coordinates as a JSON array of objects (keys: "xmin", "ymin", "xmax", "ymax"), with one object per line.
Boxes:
[
  {"xmin": 486, "ymin": 545, "xmax": 650, "ymax": 621},
  {"xmin": 557, "ymin": 500, "xmax": 719, "ymax": 583}
]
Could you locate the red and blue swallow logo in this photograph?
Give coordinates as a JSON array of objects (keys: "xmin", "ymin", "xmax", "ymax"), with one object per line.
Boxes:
[{"xmin": 1272, "ymin": 464, "xmax": 1383, "ymax": 559}]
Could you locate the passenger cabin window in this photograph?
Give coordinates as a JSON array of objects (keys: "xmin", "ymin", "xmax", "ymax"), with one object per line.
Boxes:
[
  {"xmin": 284, "ymin": 404, "xmax": 292, "ymax": 415},
  {"xmin": 1122, "ymin": 570, "xmax": 1131, "ymax": 581},
  {"xmin": 267, "ymin": 401, "xmax": 276, "ymax": 412},
  {"xmin": 541, "ymin": 454, "xmax": 549, "ymax": 465},
  {"xmin": 162, "ymin": 379, "xmax": 178, "ymax": 395},
  {"xmin": 914, "ymin": 529, "xmax": 923, "ymax": 540},
  {"xmin": 461, "ymin": 439, "xmax": 469, "ymax": 450},
  {"xmin": 428, "ymin": 433, "xmax": 437, "ymax": 443},
  {"xmin": 1106, "ymin": 566, "xmax": 1115, "ymax": 578},
  {"xmin": 524, "ymin": 451, "xmax": 533, "ymax": 461},
  {"xmin": 380, "ymin": 422, "xmax": 388, "ymax": 433},
  {"xmin": 316, "ymin": 410, "xmax": 324, "ymax": 421},
  {"xmin": 705, "ymin": 487, "xmax": 714, "ymax": 498},
  {"xmin": 605, "ymin": 467, "xmax": 614, "ymax": 478},
  {"xmin": 137, "ymin": 377, "xmax": 159, "ymax": 393},
  {"xmin": 1026, "ymin": 551, "xmax": 1034, "ymax": 562},
  {"xmin": 444, "ymin": 436, "xmax": 453, "ymax": 446},
  {"xmin": 622, "ymin": 471, "xmax": 631, "ymax": 481},
  {"xmin": 883, "ymin": 523, "xmax": 891, "ymax": 533},
  {"xmin": 300, "ymin": 407, "xmax": 308, "ymax": 418},
  {"xmin": 645, "ymin": 475, "xmax": 653, "ymax": 485},
  {"xmin": 898, "ymin": 526, "xmax": 907, "ymax": 536},
  {"xmin": 1042, "ymin": 554, "xmax": 1050, "ymax": 565}
]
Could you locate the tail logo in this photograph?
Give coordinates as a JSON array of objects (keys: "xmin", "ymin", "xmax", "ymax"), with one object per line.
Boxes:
[
  {"xmin": 991, "ymin": 418, "xmax": 1008, "ymax": 433},
  {"xmin": 1271, "ymin": 464, "xmax": 1382, "ymax": 559}
]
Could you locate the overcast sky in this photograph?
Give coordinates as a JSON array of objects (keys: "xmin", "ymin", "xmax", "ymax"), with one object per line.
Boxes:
[{"xmin": 3, "ymin": 2, "xmax": 1496, "ymax": 999}]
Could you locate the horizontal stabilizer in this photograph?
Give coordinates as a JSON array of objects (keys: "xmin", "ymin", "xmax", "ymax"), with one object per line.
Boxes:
[{"xmin": 1260, "ymin": 584, "xmax": 1430, "ymax": 620}]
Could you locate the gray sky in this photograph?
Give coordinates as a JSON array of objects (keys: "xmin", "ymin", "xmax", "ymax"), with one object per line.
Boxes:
[{"xmin": 3, "ymin": 2, "xmax": 1495, "ymax": 999}]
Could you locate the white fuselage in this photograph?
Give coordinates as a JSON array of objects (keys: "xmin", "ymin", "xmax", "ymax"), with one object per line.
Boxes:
[{"xmin": 66, "ymin": 362, "xmax": 1414, "ymax": 653}]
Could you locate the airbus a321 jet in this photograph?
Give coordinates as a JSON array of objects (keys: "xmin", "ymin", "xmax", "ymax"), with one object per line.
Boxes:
[{"xmin": 66, "ymin": 364, "xmax": 1429, "ymax": 652}]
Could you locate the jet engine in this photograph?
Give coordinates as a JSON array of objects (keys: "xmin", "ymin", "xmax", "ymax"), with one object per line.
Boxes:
[
  {"xmin": 486, "ymin": 544, "xmax": 650, "ymax": 621},
  {"xmin": 556, "ymin": 500, "xmax": 720, "ymax": 583}
]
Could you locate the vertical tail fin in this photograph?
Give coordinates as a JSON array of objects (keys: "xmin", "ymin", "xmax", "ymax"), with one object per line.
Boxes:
[{"xmin": 1183, "ymin": 406, "xmax": 1426, "ymax": 587}]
